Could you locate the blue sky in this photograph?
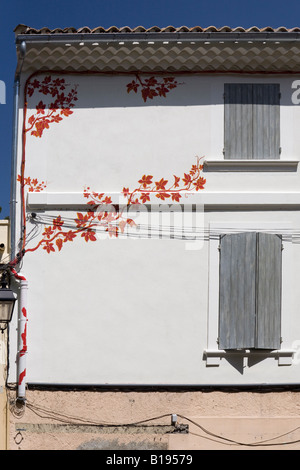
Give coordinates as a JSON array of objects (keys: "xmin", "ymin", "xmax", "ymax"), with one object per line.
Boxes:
[{"xmin": 1, "ymin": 0, "xmax": 300, "ymax": 217}]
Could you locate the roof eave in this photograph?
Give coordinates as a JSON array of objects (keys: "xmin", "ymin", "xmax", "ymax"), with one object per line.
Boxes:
[{"xmin": 15, "ymin": 31, "xmax": 300, "ymax": 45}]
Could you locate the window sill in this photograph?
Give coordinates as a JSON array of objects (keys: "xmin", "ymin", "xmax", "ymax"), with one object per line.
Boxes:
[
  {"xmin": 203, "ymin": 159, "xmax": 299, "ymax": 172},
  {"xmin": 203, "ymin": 349, "xmax": 295, "ymax": 366}
]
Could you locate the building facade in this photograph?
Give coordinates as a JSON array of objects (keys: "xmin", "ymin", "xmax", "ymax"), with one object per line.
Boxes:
[{"xmin": 5, "ymin": 24, "xmax": 300, "ymax": 450}]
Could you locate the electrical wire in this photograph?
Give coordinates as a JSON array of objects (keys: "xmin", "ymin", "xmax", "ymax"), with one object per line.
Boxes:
[
  {"xmin": 27, "ymin": 212, "xmax": 299, "ymax": 243},
  {"xmin": 25, "ymin": 400, "xmax": 170, "ymax": 427},
  {"xmin": 177, "ymin": 414, "xmax": 300, "ymax": 447},
  {"xmin": 18, "ymin": 399, "xmax": 300, "ymax": 448}
]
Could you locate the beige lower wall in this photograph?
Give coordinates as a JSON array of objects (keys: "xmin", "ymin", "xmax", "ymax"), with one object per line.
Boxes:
[
  {"xmin": 0, "ymin": 332, "xmax": 8, "ymax": 450},
  {"xmin": 6, "ymin": 389, "xmax": 300, "ymax": 450},
  {"xmin": 0, "ymin": 389, "xmax": 8, "ymax": 450},
  {"xmin": 0, "ymin": 221, "xmax": 10, "ymax": 450}
]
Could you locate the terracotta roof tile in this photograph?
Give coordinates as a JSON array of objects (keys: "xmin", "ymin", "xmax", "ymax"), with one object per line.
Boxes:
[{"xmin": 14, "ymin": 24, "xmax": 300, "ymax": 35}]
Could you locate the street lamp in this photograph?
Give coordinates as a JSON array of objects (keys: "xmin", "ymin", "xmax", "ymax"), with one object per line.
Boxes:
[{"xmin": 0, "ymin": 273, "xmax": 17, "ymax": 332}]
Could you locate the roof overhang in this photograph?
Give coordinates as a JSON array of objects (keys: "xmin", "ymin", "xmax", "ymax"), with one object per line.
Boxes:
[{"xmin": 14, "ymin": 25, "xmax": 300, "ymax": 74}]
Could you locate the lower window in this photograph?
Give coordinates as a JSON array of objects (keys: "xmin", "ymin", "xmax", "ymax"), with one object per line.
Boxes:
[{"xmin": 218, "ymin": 232, "xmax": 282, "ymax": 350}]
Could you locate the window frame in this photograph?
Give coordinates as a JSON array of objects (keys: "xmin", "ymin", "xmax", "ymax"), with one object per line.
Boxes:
[
  {"xmin": 223, "ymin": 82, "xmax": 281, "ymax": 160},
  {"xmin": 205, "ymin": 221, "xmax": 294, "ymax": 366}
]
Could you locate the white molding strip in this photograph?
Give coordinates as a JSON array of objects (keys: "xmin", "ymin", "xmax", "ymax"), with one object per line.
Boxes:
[
  {"xmin": 27, "ymin": 191, "xmax": 300, "ymax": 210},
  {"xmin": 203, "ymin": 349, "xmax": 296, "ymax": 366}
]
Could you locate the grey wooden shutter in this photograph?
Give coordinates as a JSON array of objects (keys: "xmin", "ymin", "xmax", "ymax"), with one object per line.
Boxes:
[
  {"xmin": 252, "ymin": 84, "xmax": 280, "ymax": 159},
  {"xmin": 224, "ymin": 84, "xmax": 280, "ymax": 160},
  {"xmin": 256, "ymin": 233, "xmax": 282, "ymax": 349},
  {"xmin": 219, "ymin": 232, "xmax": 282, "ymax": 350},
  {"xmin": 219, "ymin": 232, "xmax": 256, "ymax": 349},
  {"xmin": 224, "ymin": 84, "xmax": 253, "ymax": 160}
]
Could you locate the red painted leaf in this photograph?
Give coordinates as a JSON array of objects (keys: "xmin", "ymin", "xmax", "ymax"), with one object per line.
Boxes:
[
  {"xmin": 171, "ymin": 192, "xmax": 182, "ymax": 202},
  {"xmin": 43, "ymin": 76, "xmax": 52, "ymax": 84},
  {"xmin": 156, "ymin": 192, "xmax": 171, "ymax": 200},
  {"xmin": 87, "ymin": 210, "xmax": 95, "ymax": 219},
  {"xmin": 142, "ymin": 87, "xmax": 158, "ymax": 102},
  {"xmin": 106, "ymin": 225, "xmax": 119, "ymax": 238},
  {"xmin": 127, "ymin": 80, "xmax": 139, "ymax": 93},
  {"xmin": 36, "ymin": 100, "xmax": 46, "ymax": 114},
  {"xmin": 119, "ymin": 220, "xmax": 127, "ymax": 233},
  {"xmin": 182, "ymin": 173, "xmax": 192, "ymax": 186},
  {"xmin": 75, "ymin": 212, "xmax": 89, "ymax": 228},
  {"xmin": 51, "ymin": 114, "xmax": 63, "ymax": 123},
  {"xmin": 52, "ymin": 216, "xmax": 64, "ymax": 230},
  {"xmin": 144, "ymin": 77, "xmax": 158, "ymax": 87},
  {"xmin": 28, "ymin": 115, "xmax": 35, "ymax": 125},
  {"xmin": 155, "ymin": 178, "xmax": 168, "ymax": 191},
  {"xmin": 43, "ymin": 242, "xmax": 55, "ymax": 253},
  {"xmin": 140, "ymin": 193, "xmax": 150, "ymax": 203},
  {"xmin": 138, "ymin": 175, "xmax": 153, "ymax": 188},
  {"xmin": 122, "ymin": 187, "xmax": 130, "ymax": 198},
  {"xmin": 40, "ymin": 85, "xmax": 50, "ymax": 95},
  {"xmin": 60, "ymin": 108, "xmax": 73, "ymax": 117},
  {"xmin": 42, "ymin": 227, "xmax": 54, "ymax": 239},
  {"xmin": 64, "ymin": 231, "xmax": 77, "ymax": 242},
  {"xmin": 56, "ymin": 238, "xmax": 63, "ymax": 251},
  {"xmin": 103, "ymin": 196, "xmax": 112, "ymax": 204},
  {"xmin": 156, "ymin": 84, "xmax": 170, "ymax": 97},
  {"xmin": 81, "ymin": 229, "xmax": 97, "ymax": 242},
  {"xmin": 194, "ymin": 177, "xmax": 206, "ymax": 191},
  {"xmin": 173, "ymin": 175, "xmax": 180, "ymax": 188},
  {"xmin": 32, "ymin": 79, "xmax": 40, "ymax": 88},
  {"xmin": 163, "ymin": 77, "xmax": 175, "ymax": 83},
  {"xmin": 127, "ymin": 218, "xmax": 136, "ymax": 227},
  {"xmin": 189, "ymin": 164, "xmax": 198, "ymax": 175}
]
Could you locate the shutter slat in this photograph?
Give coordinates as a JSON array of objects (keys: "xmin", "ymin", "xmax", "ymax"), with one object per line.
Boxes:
[
  {"xmin": 219, "ymin": 232, "xmax": 256, "ymax": 349},
  {"xmin": 256, "ymin": 233, "xmax": 282, "ymax": 349}
]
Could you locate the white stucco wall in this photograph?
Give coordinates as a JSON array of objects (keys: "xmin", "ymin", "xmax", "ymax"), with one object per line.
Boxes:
[{"xmin": 8, "ymin": 72, "xmax": 300, "ymax": 386}]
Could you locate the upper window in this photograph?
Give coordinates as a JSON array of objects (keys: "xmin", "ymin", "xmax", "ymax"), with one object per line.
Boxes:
[
  {"xmin": 219, "ymin": 232, "xmax": 282, "ymax": 350},
  {"xmin": 224, "ymin": 83, "xmax": 280, "ymax": 160}
]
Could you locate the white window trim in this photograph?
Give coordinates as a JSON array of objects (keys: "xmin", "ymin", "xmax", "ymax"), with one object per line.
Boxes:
[
  {"xmin": 205, "ymin": 221, "xmax": 296, "ymax": 366},
  {"xmin": 203, "ymin": 159, "xmax": 299, "ymax": 172},
  {"xmin": 209, "ymin": 78, "xmax": 295, "ymax": 163}
]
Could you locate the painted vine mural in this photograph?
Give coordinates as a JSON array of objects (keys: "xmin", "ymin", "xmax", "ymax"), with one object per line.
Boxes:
[
  {"xmin": 126, "ymin": 74, "xmax": 182, "ymax": 102},
  {"xmin": 19, "ymin": 73, "xmax": 206, "ymax": 255},
  {"xmin": 13, "ymin": 72, "xmax": 206, "ymax": 393},
  {"xmin": 26, "ymin": 76, "xmax": 78, "ymax": 138}
]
